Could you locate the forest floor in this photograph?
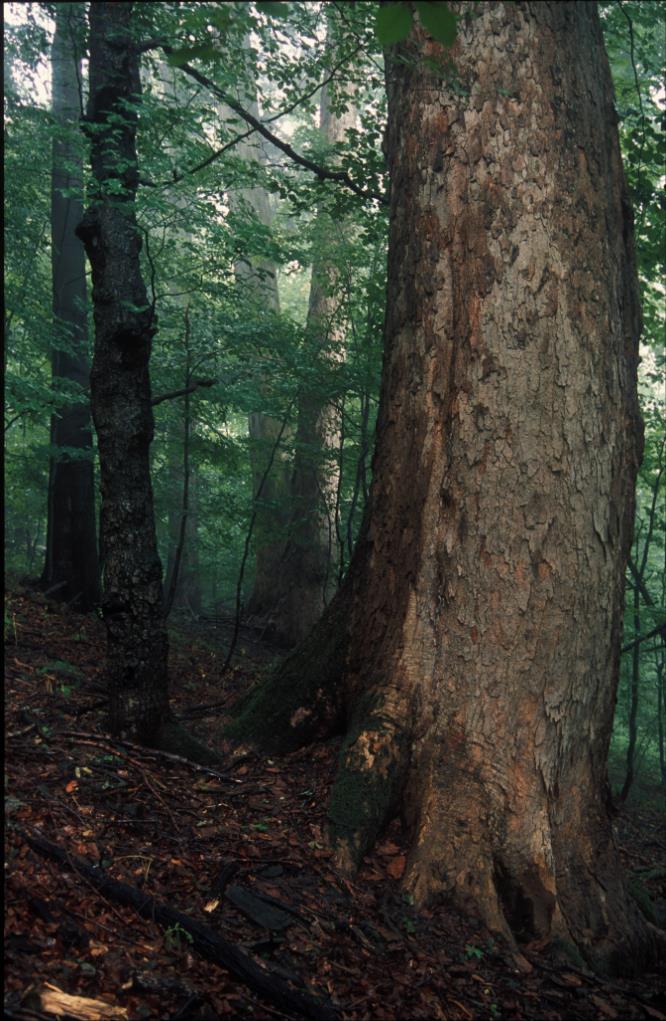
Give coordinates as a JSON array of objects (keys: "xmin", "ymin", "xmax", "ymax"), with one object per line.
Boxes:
[{"xmin": 5, "ymin": 588, "xmax": 666, "ymax": 1021}]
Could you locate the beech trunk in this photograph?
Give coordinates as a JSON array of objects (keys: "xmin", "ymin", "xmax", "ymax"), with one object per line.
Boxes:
[
  {"xmin": 230, "ymin": 1, "xmax": 658, "ymax": 974},
  {"xmin": 43, "ymin": 2, "xmax": 99, "ymax": 608},
  {"xmin": 274, "ymin": 71, "xmax": 357, "ymax": 646},
  {"xmin": 224, "ymin": 69, "xmax": 291, "ymax": 620}
]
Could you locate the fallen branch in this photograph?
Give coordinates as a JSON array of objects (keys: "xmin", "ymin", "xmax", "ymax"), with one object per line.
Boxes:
[
  {"xmin": 19, "ymin": 829, "xmax": 339, "ymax": 1021},
  {"xmin": 59, "ymin": 730, "xmax": 238, "ymax": 782}
]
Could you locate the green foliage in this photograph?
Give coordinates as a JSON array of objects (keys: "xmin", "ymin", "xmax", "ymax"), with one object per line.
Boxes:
[
  {"xmin": 255, "ymin": 1, "xmax": 291, "ymax": 18},
  {"xmin": 375, "ymin": 1, "xmax": 457, "ymax": 47},
  {"xmin": 375, "ymin": 4, "xmax": 413, "ymax": 45},
  {"xmin": 163, "ymin": 922, "xmax": 194, "ymax": 954},
  {"xmin": 3, "ymin": 3, "xmax": 664, "ymax": 792},
  {"xmin": 414, "ymin": 2, "xmax": 457, "ymax": 45},
  {"xmin": 36, "ymin": 659, "xmax": 83, "ymax": 680}
]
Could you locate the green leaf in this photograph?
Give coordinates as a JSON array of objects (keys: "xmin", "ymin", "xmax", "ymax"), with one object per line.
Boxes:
[
  {"xmin": 375, "ymin": 3, "xmax": 413, "ymax": 46},
  {"xmin": 37, "ymin": 659, "xmax": 83, "ymax": 679},
  {"xmin": 415, "ymin": 1, "xmax": 457, "ymax": 45},
  {"xmin": 255, "ymin": 1, "xmax": 290, "ymax": 17}
]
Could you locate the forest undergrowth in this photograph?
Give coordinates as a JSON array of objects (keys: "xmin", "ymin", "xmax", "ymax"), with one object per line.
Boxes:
[{"xmin": 5, "ymin": 588, "xmax": 666, "ymax": 1021}]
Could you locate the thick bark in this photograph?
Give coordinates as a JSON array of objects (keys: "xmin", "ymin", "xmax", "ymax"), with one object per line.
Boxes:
[
  {"xmin": 274, "ymin": 75, "xmax": 357, "ymax": 647},
  {"xmin": 43, "ymin": 3, "xmax": 99, "ymax": 609},
  {"xmin": 77, "ymin": 2, "xmax": 214, "ymax": 763},
  {"xmin": 231, "ymin": 1, "xmax": 657, "ymax": 975}
]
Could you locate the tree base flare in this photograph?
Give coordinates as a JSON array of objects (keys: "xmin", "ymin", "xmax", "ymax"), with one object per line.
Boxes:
[
  {"xmin": 151, "ymin": 718, "xmax": 221, "ymax": 767},
  {"xmin": 225, "ymin": 589, "xmax": 349, "ymax": 754}
]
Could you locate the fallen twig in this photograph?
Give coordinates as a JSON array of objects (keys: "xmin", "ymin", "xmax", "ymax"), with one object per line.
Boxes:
[
  {"xmin": 19, "ymin": 829, "xmax": 340, "ymax": 1021},
  {"xmin": 59, "ymin": 730, "xmax": 239, "ymax": 782}
]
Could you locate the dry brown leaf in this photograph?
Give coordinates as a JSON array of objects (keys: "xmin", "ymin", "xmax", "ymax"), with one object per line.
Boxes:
[
  {"xmin": 589, "ymin": 994, "xmax": 619, "ymax": 1019},
  {"xmin": 386, "ymin": 855, "xmax": 406, "ymax": 879}
]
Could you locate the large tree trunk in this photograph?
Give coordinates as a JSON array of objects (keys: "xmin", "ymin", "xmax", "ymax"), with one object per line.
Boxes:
[
  {"xmin": 77, "ymin": 1, "xmax": 215, "ymax": 764},
  {"xmin": 43, "ymin": 2, "xmax": 99, "ymax": 608},
  {"xmin": 229, "ymin": 1, "xmax": 657, "ymax": 975},
  {"xmin": 273, "ymin": 73, "xmax": 357, "ymax": 647}
]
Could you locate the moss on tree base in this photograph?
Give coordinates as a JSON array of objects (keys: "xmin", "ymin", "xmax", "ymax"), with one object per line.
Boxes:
[
  {"xmin": 225, "ymin": 587, "xmax": 350, "ymax": 754},
  {"xmin": 328, "ymin": 690, "xmax": 411, "ymax": 874},
  {"xmin": 150, "ymin": 718, "xmax": 222, "ymax": 767}
]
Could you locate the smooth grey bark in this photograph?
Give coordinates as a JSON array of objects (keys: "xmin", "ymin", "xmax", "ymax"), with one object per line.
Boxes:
[{"xmin": 43, "ymin": 2, "xmax": 100, "ymax": 608}]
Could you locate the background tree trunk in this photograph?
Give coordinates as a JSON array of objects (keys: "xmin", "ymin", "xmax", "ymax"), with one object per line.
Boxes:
[
  {"xmin": 77, "ymin": 2, "xmax": 215, "ymax": 766},
  {"xmin": 163, "ymin": 307, "xmax": 202, "ymax": 617},
  {"xmin": 274, "ymin": 71, "xmax": 357, "ymax": 646},
  {"xmin": 224, "ymin": 65, "xmax": 291, "ymax": 621},
  {"xmin": 230, "ymin": 1, "xmax": 656, "ymax": 975},
  {"xmin": 43, "ymin": 2, "xmax": 99, "ymax": 608}
]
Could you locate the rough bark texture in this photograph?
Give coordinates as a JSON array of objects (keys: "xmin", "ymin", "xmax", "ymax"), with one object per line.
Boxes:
[
  {"xmin": 274, "ymin": 76, "xmax": 357, "ymax": 647},
  {"xmin": 43, "ymin": 3, "xmax": 100, "ymax": 609},
  {"xmin": 77, "ymin": 2, "xmax": 215, "ymax": 765},
  {"xmin": 77, "ymin": 0, "xmax": 166, "ymax": 744},
  {"xmin": 231, "ymin": 1, "xmax": 657, "ymax": 975}
]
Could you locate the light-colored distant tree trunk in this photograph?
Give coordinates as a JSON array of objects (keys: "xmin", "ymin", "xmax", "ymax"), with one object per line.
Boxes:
[
  {"xmin": 43, "ymin": 2, "xmax": 100, "ymax": 608},
  {"xmin": 224, "ymin": 70, "xmax": 291, "ymax": 620},
  {"xmin": 274, "ymin": 76, "xmax": 357, "ymax": 646}
]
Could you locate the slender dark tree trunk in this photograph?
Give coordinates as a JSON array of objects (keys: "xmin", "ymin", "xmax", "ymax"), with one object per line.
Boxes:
[
  {"xmin": 658, "ymin": 651, "xmax": 666, "ymax": 790},
  {"xmin": 660, "ymin": 535, "xmax": 666, "ymax": 793},
  {"xmin": 229, "ymin": 2, "xmax": 658, "ymax": 975},
  {"xmin": 77, "ymin": 1, "xmax": 215, "ymax": 763},
  {"xmin": 164, "ymin": 308, "xmax": 194, "ymax": 618},
  {"xmin": 619, "ymin": 576, "xmax": 641, "ymax": 803},
  {"xmin": 43, "ymin": 2, "xmax": 99, "ymax": 608},
  {"xmin": 618, "ymin": 449, "xmax": 664, "ymax": 804}
]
